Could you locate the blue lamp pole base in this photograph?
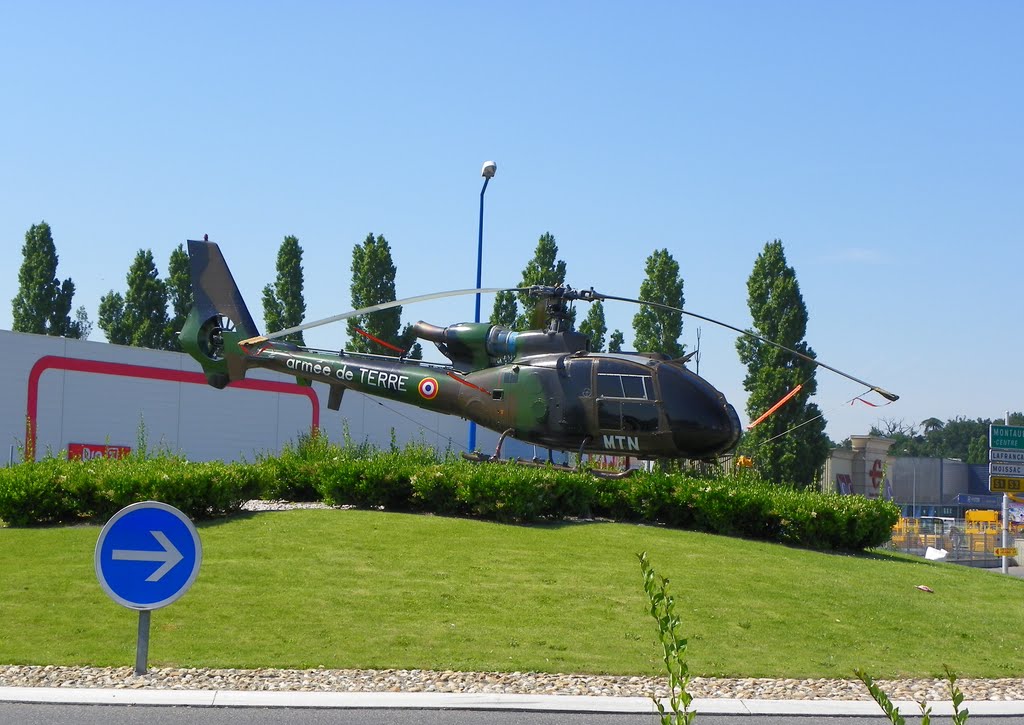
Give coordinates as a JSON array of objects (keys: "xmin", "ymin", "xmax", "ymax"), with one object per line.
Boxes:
[{"xmin": 468, "ymin": 175, "xmax": 490, "ymax": 453}]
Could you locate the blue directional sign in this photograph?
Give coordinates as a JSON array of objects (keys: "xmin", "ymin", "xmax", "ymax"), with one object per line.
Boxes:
[{"xmin": 95, "ymin": 501, "xmax": 202, "ymax": 610}]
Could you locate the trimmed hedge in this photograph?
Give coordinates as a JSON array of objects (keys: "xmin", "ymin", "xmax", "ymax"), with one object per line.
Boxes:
[
  {"xmin": 0, "ymin": 446, "xmax": 899, "ymax": 551},
  {"xmin": 0, "ymin": 455, "xmax": 260, "ymax": 526}
]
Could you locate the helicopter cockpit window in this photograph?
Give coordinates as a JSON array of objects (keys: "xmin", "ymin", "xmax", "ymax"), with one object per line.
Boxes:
[
  {"xmin": 597, "ymin": 372, "xmax": 653, "ymax": 400},
  {"xmin": 596, "ymin": 362, "xmax": 658, "ymax": 431}
]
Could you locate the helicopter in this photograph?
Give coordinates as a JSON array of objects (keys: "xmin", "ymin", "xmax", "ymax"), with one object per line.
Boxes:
[{"xmin": 179, "ymin": 239, "xmax": 898, "ymax": 468}]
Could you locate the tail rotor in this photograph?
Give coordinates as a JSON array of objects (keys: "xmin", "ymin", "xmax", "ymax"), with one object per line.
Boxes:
[{"xmin": 179, "ymin": 239, "xmax": 259, "ymax": 389}]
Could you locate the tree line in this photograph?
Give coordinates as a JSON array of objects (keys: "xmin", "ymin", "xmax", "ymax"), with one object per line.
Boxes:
[
  {"xmin": 864, "ymin": 413, "xmax": 1024, "ymax": 465},
  {"xmin": 10, "ymin": 221, "xmax": 846, "ymax": 487}
]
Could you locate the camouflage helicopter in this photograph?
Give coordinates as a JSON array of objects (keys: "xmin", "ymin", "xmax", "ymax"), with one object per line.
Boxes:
[{"xmin": 180, "ymin": 239, "xmax": 898, "ymax": 468}]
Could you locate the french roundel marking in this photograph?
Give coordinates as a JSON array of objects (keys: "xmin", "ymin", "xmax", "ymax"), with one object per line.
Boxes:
[{"xmin": 418, "ymin": 377, "xmax": 439, "ymax": 400}]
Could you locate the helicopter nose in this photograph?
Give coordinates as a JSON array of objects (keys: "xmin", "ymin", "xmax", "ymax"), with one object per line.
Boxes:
[
  {"xmin": 660, "ymin": 365, "xmax": 743, "ymax": 459},
  {"xmin": 718, "ymin": 403, "xmax": 743, "ymax": 456},
  {"xmin": 675, "ymin": 398, "xmax": 742, "ymax": 459}
]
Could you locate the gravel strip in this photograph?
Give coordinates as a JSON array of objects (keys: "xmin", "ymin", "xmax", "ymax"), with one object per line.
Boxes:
[
  {"xmin": 240, "ymin": 500, "xmax": 343, "ymax": 512},
  {"xmin": 2, "ymin": 666, "xmax": 1023, "ymax": 701}
]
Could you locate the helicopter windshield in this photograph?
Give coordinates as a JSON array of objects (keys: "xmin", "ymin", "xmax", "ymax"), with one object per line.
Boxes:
[{"xmin": 656, "ymin": 362, "xmax": 741, "ymax": 457}]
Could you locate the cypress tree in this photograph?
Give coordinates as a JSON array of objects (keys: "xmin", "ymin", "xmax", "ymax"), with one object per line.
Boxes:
[
  {"xmin": 11, "ymin": 221, "xmax": 85, "ymax": 338},
  {"xmin": 261, "ymin": 235, "xmax": 307, "ymax": 345},
  {"xmin": 98, "ymin": 249, "xmax": 169, "ymax": 349},
  {"xmin": 164, "ymin": 243, "xmax": 192, "ymax": 350},
  {"xmin": 579, "ymin": 299, "xmax": 607, "ymax": 352},
  {"xmin": 736, "ymin": 239, "xmax": 829, "ymax": 487},
  {"xmin": 631, "ymin": 248, "xmax": 684, "ymax": 357},
  {"xmin": 515, "ymin": 232, "xmax": 571, "ymax": 330},
  {"xmin": 489, "ymin": 290, "xmax": 518, "ymax": 328},
  {"xmin": 347, "ymin": 233, "xmax": 420, "ymax": 358}
]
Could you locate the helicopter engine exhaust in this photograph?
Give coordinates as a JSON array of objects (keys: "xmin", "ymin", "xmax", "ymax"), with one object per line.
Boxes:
[{"xmin": 411, "ymin": 321, "xmax": 591, "ymax": 371}]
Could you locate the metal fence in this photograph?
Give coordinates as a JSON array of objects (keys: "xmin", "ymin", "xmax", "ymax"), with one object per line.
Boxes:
[{"xmin": 884, "ymin": 517, "xmax": 1018, "ymax": 565}]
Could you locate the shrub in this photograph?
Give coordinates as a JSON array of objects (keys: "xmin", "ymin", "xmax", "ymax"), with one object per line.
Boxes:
[
  {"xmin": 256, "ymin": 429, "xmax": 346, "ymax": 501},
  {"xmin": 0, "ymin": 446, "xmax": 900, "ymax": 552},
  {"xmin": 0, "ymin": 454, "xmax": 260, "ymax": 526},
  {"xmin": 350, "ymin": 453, "xmax": 416, "ymax": 509},
  {"xmin": 313, "ymin": 452, "xmax": 420, "ymax": 510},
  {"xmin": 0, "ymin": 459, "xmax": 83, "ymax": 526},
  {"xmin": 409, "ymin": 464, "xmax": 465, "ymax": 516},
  {"xmin": 453, "ymin": 463, "xmax": 547, "ymax": 523}
]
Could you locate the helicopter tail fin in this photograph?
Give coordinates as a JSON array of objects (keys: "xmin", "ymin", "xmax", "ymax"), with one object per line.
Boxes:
[{"xmin": 179, "ymin": 239, "xmax": 260, "ymax": 389}]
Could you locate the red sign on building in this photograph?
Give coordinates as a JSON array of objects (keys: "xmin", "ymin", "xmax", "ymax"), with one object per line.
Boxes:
[{"xmin": 68, "ymin": 443, "xmax": 132, "ymax": 461}]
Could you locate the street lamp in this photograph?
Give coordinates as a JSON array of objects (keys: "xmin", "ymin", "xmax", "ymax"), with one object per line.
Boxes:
[
  {"xmin": 904, "ymin": 449, "xmax": 917, "ymax": 518},
  {"xmin": 474, "ymin": 161, "xmax": 497, "ymax": 324},
  {"xmin": 469, "ymin": 160, "xmax": 496, "ymax": 453}
]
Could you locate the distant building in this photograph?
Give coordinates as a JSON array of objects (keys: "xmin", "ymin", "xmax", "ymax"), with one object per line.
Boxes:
[{"xmin": 823, "ymin": 435, "xmax": 995, "ymax": 518}]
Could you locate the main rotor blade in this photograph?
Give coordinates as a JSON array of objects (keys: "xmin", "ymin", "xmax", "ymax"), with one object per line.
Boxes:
[
  {"xmin": 594, "ymin": 291, "xmax": 899, "ymax": 402},
  {"xmin": 259, "ymin": 287, "xmax": 523, "ymax": 342}
]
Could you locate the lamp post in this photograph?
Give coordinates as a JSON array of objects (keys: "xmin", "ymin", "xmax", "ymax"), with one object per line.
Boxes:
[
  {"xmin": 904, "ymin": 449, "xmax": 917, "ymax": 518},
  {"xmin": 912, "ymin": 459, "xmax": 917, "ymax": 518},
  {"xmin": 468, "ymin": 160, "xmax": 497, "ymax": 453}
]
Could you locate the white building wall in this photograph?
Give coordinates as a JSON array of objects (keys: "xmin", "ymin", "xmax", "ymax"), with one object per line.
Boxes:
[{"xmin": 1, "ymin": 330, "xmax": 503, "ymax": 464}]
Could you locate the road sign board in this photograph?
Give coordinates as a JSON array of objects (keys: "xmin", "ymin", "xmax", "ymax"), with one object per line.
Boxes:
[
  {"xmin": 991, "ymin": 424, "xmax": 1024, "ymax": 451},
  {"xmin": 95, "ymin": 501, "xmax": 202, "ymax": 610},
  {"xmin": 995, "ymin": 547, "xmax": 1017, "ymax": 557},
  {"xmin": 990, "ymin": 476, "xmax": 1024, "ymax": 493},
  {"xmin": 991, "ymin": 449, "xmax": 1024, "ymax": 463},
  {"xmin": 991, "ymin": 462, "xmax": 1024, "ymax": 477}
]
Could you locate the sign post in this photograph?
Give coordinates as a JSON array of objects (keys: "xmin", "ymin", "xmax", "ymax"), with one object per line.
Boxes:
[
  {"xmin": 95, "ymin": 501, "xmax": 202, "ymax": 674},
  {"xmin": 990, "ymin": 421, "xmax": 1024, "ymax": 575}
]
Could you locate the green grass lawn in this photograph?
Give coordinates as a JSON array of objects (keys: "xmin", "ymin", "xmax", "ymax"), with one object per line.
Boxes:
[{"xmin": 2, "ymin": 509, "xmax": 1022, "ymax": 678}]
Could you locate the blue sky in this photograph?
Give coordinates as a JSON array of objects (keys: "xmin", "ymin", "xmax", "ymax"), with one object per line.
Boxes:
[{"xmin": 2, "ymin": 1, "xmax": 1021, "ymax": 443}]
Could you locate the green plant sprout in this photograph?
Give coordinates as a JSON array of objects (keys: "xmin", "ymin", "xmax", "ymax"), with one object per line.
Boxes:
[
  {"xmin": 855, "ymin": 665, "xmax": 969, "ymax": 725},
  {"xmin": 638, "ymin": 551, "xmax": 696, "ymax": 725}
]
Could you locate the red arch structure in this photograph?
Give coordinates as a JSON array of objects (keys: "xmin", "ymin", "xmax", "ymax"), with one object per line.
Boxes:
[{"xmin": 25, "ymin": 355, "xmax": 320, "ymax": 461}]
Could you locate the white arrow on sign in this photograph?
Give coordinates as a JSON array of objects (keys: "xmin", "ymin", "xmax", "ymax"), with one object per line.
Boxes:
[{"xmin": 112, "ymin": 530, "xmax": 183, "ymax": 582}]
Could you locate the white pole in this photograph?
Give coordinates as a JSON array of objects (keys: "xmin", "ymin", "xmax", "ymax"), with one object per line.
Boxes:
[
  {"xmin": 1003, "ymin": 492, "xmax": 1010, "ymax": 574},
  {"xmin": 1003, "ymin": 411, "xmax": 1011, "ymax": 575}
]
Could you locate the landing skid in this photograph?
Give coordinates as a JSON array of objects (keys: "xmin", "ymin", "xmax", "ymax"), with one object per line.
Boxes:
[
  {"xmin": 462, "ymin": 429, "xmax": 634, "ymax": 479},
  {"xmin": 460, "ymin": 451, "xmax": 634, "ymax": 479}
]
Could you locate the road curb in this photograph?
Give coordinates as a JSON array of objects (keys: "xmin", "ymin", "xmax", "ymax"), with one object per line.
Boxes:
[{"xmin": 2, "ymin": 687, "xmax": 1022, "ymax": 716}]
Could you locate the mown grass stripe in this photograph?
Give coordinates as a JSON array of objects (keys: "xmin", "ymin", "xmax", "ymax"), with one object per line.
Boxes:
[{"xmin": 2, "ymin": 509, "xmax": 1021, "ymax": 678}]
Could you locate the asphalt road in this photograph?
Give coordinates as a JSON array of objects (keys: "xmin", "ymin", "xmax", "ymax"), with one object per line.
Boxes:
[
  {"xmin": 6, "ymin": 704, "xmax": 1024, "ymax": 725},
  {"xmin": 9, "ymin": 700, "xmax": 1024, "ymax": 724}
]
